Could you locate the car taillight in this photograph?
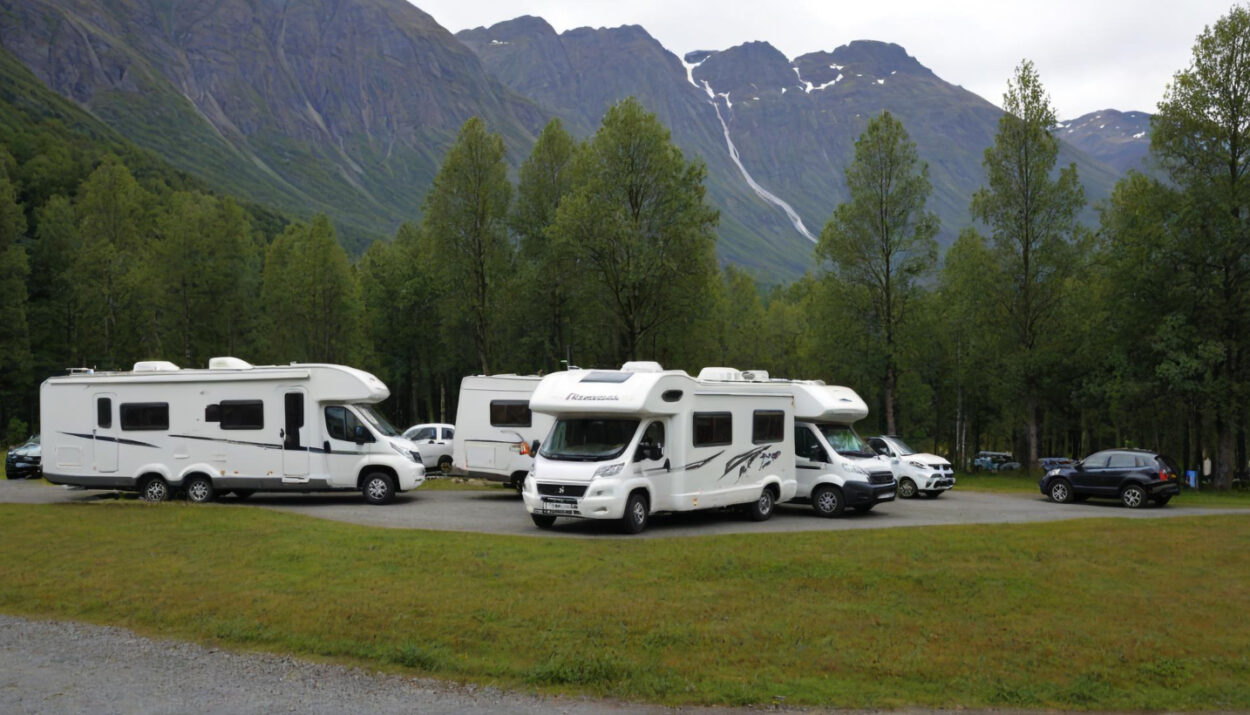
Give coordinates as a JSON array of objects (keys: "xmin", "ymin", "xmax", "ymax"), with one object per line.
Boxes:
[{"xmin": 1159, "ymin": 469, "xmax": 1169, "ymax": 481}]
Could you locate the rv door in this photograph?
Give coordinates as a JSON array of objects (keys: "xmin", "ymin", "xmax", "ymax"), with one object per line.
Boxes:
[
  {"xmin": 281, "ymin": 389, "xmax": 310, "ymax": 479},
  {"xmin": 92, "ymin": 393, "xmax": 118, "ymax": 473}
]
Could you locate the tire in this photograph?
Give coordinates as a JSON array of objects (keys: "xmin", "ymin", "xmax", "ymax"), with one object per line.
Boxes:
[
  {"xmin": 510, "ymin": 471, "xmax": 527, "ymax": 494},
  {"xmin": 362, "ymin": 472, "xmax": 396, "ymax": 505},
  {"xmin": 232, "ymin": 490, "xmax": 255, "ymax": 500},
  {"xmin": 746, "ymin": 487, "xmax": 775, "ymax": 522},
  {"xmin": 1048, "ymin": 479, "xmax": 1073, "ymax": 504},
  {"xmin": 620, "ymin": 491, "xmax": 649, "ymax": 534},
  {"xmin": 898, "ymin": 478, "xmax": 918, "ymax": 499},
  {"xmin": 811, "ymin": 484, "xmax": 845, "ymax": 518},
  {"xmin": 437, "ymin": 455, "xmax": 453, "ymax": 474},
  {"xmin": 531, "ymin": 514, "xmax": 556, "ymax": 529},
  {"xmin": 1154, "ymin": 495, "xmax": 1172, "ymax": 507},
  {"xmin": 184, "ymin": 475, "xmax": 215, "ymax": 504},
  {"xmin": 1120, "ymin": 483, "xmax": 1147, "ymax": 509},
  {"xmin": 140, "ymin": 477, "xmax": 170, "ymax": 503}
]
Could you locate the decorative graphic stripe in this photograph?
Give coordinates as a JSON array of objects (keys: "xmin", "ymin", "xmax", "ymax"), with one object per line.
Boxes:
[{"xmin": 61, "ymin": 432, "xmax": 159, "ymax": 448}]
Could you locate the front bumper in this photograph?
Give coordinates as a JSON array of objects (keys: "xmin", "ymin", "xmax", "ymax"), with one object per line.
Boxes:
[
  {"xmin": 6, "ymin": 459, "xmax": 41, "ymax": 479},
  {"xmin": 1149, "ymin": 479, "xmax": 1181, "ymax": 497},
  {"xmin": 922, "ymin": 475, "xmax": 956, "ymax": 491},
  {"xmin": 844, "ymin": 479, "xmax": 897, "ymax": 507}
]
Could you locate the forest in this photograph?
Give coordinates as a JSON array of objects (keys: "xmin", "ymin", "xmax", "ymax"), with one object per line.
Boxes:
[{"xmin": 0, "ymin": 7, "xmax": 1246, "ymax": 488}]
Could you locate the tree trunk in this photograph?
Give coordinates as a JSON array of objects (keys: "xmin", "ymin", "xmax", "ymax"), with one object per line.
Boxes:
[
  {"xmin": 884, "ymin": 362, "xmax": 897, "ymax": 436},
  {"xmin": 1026, "ymin": 395, "xmax": 1039, "ymax": 471}
]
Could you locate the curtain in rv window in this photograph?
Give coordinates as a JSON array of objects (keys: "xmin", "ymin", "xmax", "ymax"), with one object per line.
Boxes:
[
  {"xmin": 490, "ymin": 400, "xmax": 532, "ymax": 427},
  {"xmin": 120, "ymin": 403, "xmax": 169, "ymax": 431}
]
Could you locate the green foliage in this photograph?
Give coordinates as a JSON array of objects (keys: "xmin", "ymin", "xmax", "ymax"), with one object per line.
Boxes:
[
  {"xmin": 0, "ymin": 159, "xmax": 33, "ymax": 427},
  {"xmin": 551, "ymin": 97, "xmax": 719, "ymax": 363},
  {"xmin": 260, "ymin": 215, "xmax": 363, "ymax": 364},
  {"xmin": 817, "ymin": 111, "xmax": 938, "ymax": 434},
  {"xmin": 422, "ymin": 117, "xmax": 513, "ymax": 373}
]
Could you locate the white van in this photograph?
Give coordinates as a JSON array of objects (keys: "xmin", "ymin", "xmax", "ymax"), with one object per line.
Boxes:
[
  {"xmin": 452, "ymin": 375, "xmax": 553, "ymax": 489},
  {"xmin": 39, "ymin": 357, "xmax": 425, "ymax": 504},
  {"xmin": 788, "ymin": 381, "xmax": 897, "ymax": 516},
  {"xmin": 521, "ymin": 363, "xmax": 796, "ymax": 533}
]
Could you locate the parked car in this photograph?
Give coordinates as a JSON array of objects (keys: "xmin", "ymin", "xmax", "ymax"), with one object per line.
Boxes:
[
  {"xmin": 1039, "ymin": 456, "xmax": 1075, "ymax": 471},
  {"xmin": 402, "ymin": 423, "xmax": 455, "ymax": 472},
  {"xmin": 1039, "ymin": 448, "xmax": 1180, "ymax": 508},
  {"xmin": 867, "ymin": 435, "xmax": 955, "ymax": 498},
  {"xmin": 5, "ymin": 435, "xmax": 41, "ymax": 479},
  {"xmin": 973, "ymin": 451, "xmax": 1020, "ymax": 472}
]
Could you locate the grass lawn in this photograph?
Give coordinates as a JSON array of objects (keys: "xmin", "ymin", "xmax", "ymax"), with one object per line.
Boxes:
[
  {"xmin": 1, "ymin": 503, "xmax": 1248, "ymax": 709},
  {"xmin": 956, "ymin": 471, "xmax": 1250, "ymax": 507}
]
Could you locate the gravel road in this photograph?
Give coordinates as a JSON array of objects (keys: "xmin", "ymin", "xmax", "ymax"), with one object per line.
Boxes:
[{"xmin": 2, "ymin": 479, "xmax": 1246, "ymax": 538}]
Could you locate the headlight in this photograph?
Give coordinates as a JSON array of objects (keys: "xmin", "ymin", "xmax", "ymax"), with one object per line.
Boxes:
[
  {"xmin": 846, "ymin": 462, "xmax": 869, "ymax": 476},
  {"xmin": 1047, "ymin": 468, "xmax": 1059, "ymax": 476},
  {"xmin": 593, "ymin": 463, "xmax": 624, "ymax": 478},
  {"xmin": 908, "ymin": 460, "xmax": 926, "ymax": 469},
  {"xmin": 391, "ymin": 443, "xmax": 417, "ymax": 462}
]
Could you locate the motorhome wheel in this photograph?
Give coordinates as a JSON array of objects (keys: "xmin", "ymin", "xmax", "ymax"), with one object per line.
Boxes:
[
  {"xmin": 531, "ymin": 514, "xmax": 556, "ymax": 529},
  {"xmin": 811, "ymin": 484, "xmax": 845, "ymax": 517},
  {"xmin": 746, "ymin": 487, "xmax": 775, "ymax": 521},
  {"xmin": 140, "ymin": 477, "xmax": 170, "ymax": 503},
  {"xmin": 362, "ymin": 472, "xmax": 396, "ymax": 505},
  {"xmin": 184, "ymin": 475, "xmax": 215, "ymax": 504},
  {"xmin": 621, "ymin": 491, "xmax": 649, "ymax": 534}
]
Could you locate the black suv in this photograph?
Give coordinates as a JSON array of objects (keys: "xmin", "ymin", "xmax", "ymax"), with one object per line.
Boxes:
[{"xmin": 1039, "ymin": 448, "xmax": 1180, "ymax": 508}]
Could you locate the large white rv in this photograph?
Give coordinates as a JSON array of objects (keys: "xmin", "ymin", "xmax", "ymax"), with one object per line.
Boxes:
[
  {"xmin": 788, "ymin": 380, "xmax": 897, "ymax": 515},
  {"xmin": 40, "ymin": 357, "xmax": 425, "ymax": 504},
  {"xmin": 452, "ymin": 374, "xmax": 553, "ymax": 489},
  {"xmin": 521, "ymin": 363, "xmax": 797, "ymax": 533}
]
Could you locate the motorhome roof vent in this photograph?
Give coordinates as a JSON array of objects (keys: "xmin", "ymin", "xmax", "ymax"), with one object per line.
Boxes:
[
  {"xmin": 133, "ymin": 360, "xmax": 180, "ymax": 372},
  {"xmin": 697, "ymin": 367, "xmax": 743, "ymax": 381},
  {"xmin": 740, "ymin": 369, "xmax": 770, "ymax": 381},
  {"xmin": 208, "ymin": 357, "xmax": 254, "ymax": 370},
  {"xmin": 620, "ymin": 361, "xmax": 663, "ymax": 373}
]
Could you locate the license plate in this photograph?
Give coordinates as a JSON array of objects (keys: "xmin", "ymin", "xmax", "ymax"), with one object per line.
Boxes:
[{"xmin": 540, "ymin": 499, "xmax": 579, "ymax": 515}]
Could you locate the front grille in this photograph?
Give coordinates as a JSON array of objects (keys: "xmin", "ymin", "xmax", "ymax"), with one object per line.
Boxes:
[
  {"xmin": 537, "ymin": 483, "xmax": 587, "ymax": 497},
  {"xmin": 869, "ymin": 471, "xmax": 894, "ymax": 485}
]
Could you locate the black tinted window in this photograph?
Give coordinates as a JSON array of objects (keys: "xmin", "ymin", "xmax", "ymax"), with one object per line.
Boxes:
[
  {"xmin": 220, "ymin": 401, "xmax": 264, "ymax": 430},
  {"xmin": 325, "ymin": 406, "xmax": 370, "ymax": 442},
  {"xmin": 752, "ymin": 410, "xmax": 784, "ymax": 443},
  {"xmin": 97, "ymin": 397, "xmax": 112, "ymax": 428},
  {"xmin": 121, "ymin": 403, "xmax": 169, "ymax": 431},
  {"xmin": 693, "ymin": 412, "xmax": 732, "ymax": 446},
  {"xmin": 490, "ymin": 401, "xmax": 532, "ymax": 427}
]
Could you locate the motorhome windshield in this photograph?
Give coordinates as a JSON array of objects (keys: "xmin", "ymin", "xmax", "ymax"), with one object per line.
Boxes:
[
  {"xmin": 819, "ymin": 424, "xmax": 875, "ymax": 458},
  {"xmin": 540, "ymin": 418, "xmax": 639, "ymax": 461},
  {"xmin": 356, "ymin": 405, "xmax": 400, "ymax": 437}
]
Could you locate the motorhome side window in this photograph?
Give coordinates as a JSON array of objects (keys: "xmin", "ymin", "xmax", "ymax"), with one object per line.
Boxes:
[
  {"xmin": 120, "ymin": 402, "xmax": 169, "ymax": 431},
  {"xmin": 220, "ymin": 401, "xmax": 264, "ymax": 430},
  {"xmin": 693, "ymin": 412, "xmax": 732, "ymax": 447},
  {"xmin": 96, "ymin": 397, "xmax": 112, "ymax": 428},
  {"xmin": 752, "ymin": 410, "xmax": 784, "ymax": 443},
  {"xmin": 490, "ymin": 400, "xmax": 531, "ymax": 427},
  {"xmin": 325, "ymin": 406, "xmax": 372, "ymax": 442}
]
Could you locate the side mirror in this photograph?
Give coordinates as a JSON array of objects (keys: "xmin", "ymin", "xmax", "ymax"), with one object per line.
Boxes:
[
  {"xmin": 353, "ymin": 425, "xmax": 371, "ymax": 443},
  {"xmin": 530, "ymin": 440, "xmax": 540, "ymax": 456}
]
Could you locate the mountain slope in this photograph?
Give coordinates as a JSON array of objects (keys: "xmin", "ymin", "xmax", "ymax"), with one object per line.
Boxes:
[
  {"xmin": 1058, "ymin": 109, "xmax": 1152, "ymax": 175},
  {"xmin": 0, "ymin": 0, "xmax": 548, "ymax": 251}
]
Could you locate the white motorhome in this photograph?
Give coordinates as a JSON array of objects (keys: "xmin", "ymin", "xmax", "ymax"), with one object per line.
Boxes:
[
  {"xmin": 521, "ymin": 363, "xmax": 796, "ymax": 534},
  {"xmin": 452, "ymin": 374, "xmax": 554, "ymax": 489},
  {"xmin": 788, "ymin": 380, "xmax": 898, "ymax": 516},
  {"xmin": 40, "ymin": 357, "xmax": 425, "ymax": 504}
]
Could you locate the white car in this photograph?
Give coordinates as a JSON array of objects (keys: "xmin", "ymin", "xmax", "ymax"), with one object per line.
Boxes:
[
  {"xmin": 867, "ymin": 435, "xmax": 955, "ymax": 498},
  {"xmin": 402, "ymin": 423, "xmax": 455, "ymax": 473}
]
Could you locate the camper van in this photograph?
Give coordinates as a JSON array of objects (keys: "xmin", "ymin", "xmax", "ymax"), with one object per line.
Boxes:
[
  {"xmin": 521, "ymin": 363, "xmax": 797, "ymax": 534},
  {"xmin": 452, "ymin": 374, "xmax": 554, "ymax": 489},
  {"xmin": 788, "ymin": 381, "xmax": 897, "ymax": 516},
  {"xmin": 39, "ymin": 357, "xmax": 425, "ymax": 504}
]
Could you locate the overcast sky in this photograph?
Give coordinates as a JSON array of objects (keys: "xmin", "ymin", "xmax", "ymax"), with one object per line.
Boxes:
[{"xmin": 409, "ymin": 0, "xmax": 1236, "ymax": 118}]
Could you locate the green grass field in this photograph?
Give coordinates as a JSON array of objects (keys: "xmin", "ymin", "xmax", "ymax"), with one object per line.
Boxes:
[{"xmin": 1, "ymin": 501, "xmax": 1247, "ymax": 709}]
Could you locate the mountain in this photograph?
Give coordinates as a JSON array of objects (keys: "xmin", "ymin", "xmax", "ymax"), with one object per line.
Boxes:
[
  {"xmin": 1058, "ymin": 109, "xmax": 1153, "ymax": 174},
  {"xmin": 460, "ymin": 23, "xmax": 1126, "ymax": 278},
  {"xmin": 0, "ymin": 0, "xmax": 548, "ymax": 252}
]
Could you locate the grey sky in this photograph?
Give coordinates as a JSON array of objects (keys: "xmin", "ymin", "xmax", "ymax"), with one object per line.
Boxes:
[{"xmin": 410, "ymin": 0, "xmax": 1237, "ymax": 118}]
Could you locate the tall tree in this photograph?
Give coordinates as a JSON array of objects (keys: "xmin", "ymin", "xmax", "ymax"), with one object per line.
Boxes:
[
  {"xmin": 422, "ymin": 117, "xmax": 512, "ymax": 374},
  {"xmin": 550, "ymin": 97, "xmax": 719, "ymax": 364},
  {"xmin": 260, "ymin": 215, "xmax": 362, "ymax": 364},
  {"xmin": 0, "ymin": 161, "xmax": 33, "ymax": 430},
  {"xmin": 29, "ymin": 195, "xmax": 80, "ymax": 378},
  {"xmin": 1149, "ymin": 5, "xmax": 1250, "ymax": 489},
  {"xmin": 970, "ymin": 60, "xmax": 1086, "ymax": 470},
  {"xmin": 511, "ymin": 119, "xmax": 578, "ymax": 371},
  {"xmin": 816, "ymin": 111, "xmax": 938, "ymax": 435}
]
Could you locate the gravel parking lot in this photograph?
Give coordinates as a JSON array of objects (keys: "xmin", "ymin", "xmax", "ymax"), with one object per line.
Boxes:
[{"xmin": 2, "ymin": 479, "xmax": 1246, "ymax": 538}]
